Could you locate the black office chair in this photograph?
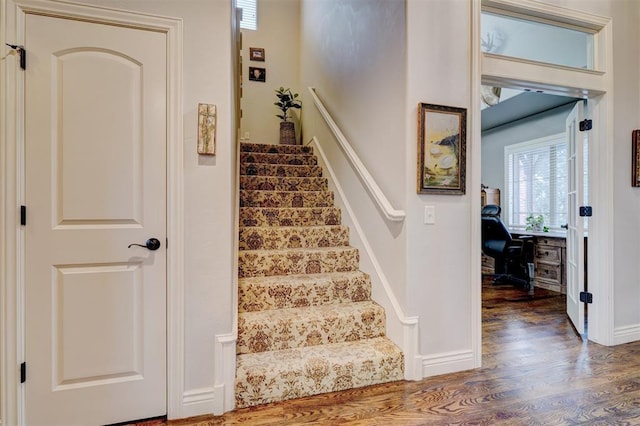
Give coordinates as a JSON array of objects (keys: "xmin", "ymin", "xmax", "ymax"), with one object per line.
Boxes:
[{"xmin": 481, "ymin": 204, "xmax": 533, "ymax": 286}]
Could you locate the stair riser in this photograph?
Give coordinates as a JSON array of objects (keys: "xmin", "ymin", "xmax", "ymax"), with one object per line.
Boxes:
[
  {"xmin": 239, "ymin": 176, "xmax": 328, "ymax": 192},
  {"xmin": 238, "ymin": 273, "xmax": 371, "ymax": 312},
  {"xmin": 241, "ymin": 143, "xmax": 313, "ymax": 155},
  {"xmin": 240, "ymin": 208, "xmax": 341, "ymax": 227},
  {"xmin": 235, "ymin": 338, "xmax": 404, "ymax": 408},
  {"xmin": 237, "ymin": 304, "xmax": 386, "ymax": 354},
  {"xmin": 240, "ymin": 152, "xmax": 317, "ymax": 166},
  {"xmin": 238, "ymin": 248, "xmax": 359, "ymax": 278},
  {"xmin": 240, "ymin": 190, "xmax": 334, "ymax": 208},
  {"xmin": 241, "ymin": 163, "xmax": 323, "ymax": 178},
  {"xmin": 239, "ymin": 226, "xmax": 349, "ymax": 250}
]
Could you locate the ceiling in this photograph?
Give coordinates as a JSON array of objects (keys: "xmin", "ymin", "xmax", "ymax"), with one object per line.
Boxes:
[{"xmin": 481, "ymin": 91, "xmax": 580, "ymax": 132}]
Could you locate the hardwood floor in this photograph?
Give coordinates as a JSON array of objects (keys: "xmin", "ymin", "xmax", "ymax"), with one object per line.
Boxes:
[{"xmin": 142, "ymin": 280, "xmax": 640, "ymax": 425}]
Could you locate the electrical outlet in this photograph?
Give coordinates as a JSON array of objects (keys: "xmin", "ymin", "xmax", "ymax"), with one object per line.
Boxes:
[{"xmin": 424, "ymin": 205, "xmax": 435, "ymax": 224}]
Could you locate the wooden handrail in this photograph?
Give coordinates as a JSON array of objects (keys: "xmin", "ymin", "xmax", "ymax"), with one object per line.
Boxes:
[{"xmin": 307, "ymin": 87, "xmax": 406, "ymax": 222}]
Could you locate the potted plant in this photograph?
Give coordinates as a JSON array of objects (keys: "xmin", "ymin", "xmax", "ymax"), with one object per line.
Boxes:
[
  {"xmin": 525, "ymin": 214, "xmax": 549, "ymax": 232},
  {"xmin": 274, "ymin": 87, "xmax": 301, "ymax": 145}
]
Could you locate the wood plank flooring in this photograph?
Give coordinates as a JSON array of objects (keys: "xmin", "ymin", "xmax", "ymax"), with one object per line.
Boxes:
[{"xmin": 140, "ymin": 280, "xmax": 640, "ymax": 425}]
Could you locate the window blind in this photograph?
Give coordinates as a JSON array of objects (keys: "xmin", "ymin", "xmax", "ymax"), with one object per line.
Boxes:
[
  {"xmin": 505, "ymin": 134, "xmax": 567, "ymax": 230},
  {"xmin": 238, "ymin": 0, "xmax": 257, "ymax": 30}
]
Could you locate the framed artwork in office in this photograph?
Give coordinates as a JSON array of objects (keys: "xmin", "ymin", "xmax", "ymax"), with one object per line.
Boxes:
[{"xmin": 417, "ymin": 103, "xmax": 466, "ymax": 194}]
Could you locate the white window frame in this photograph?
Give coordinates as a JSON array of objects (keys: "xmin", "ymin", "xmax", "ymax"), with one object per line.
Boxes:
[
  {"xmin": 504, "ymin": 132, "xmax": 567, "ymax": 231},
  {"xmin": 237, "ymin": 0, "xmax": 257, "ymax": 31}
]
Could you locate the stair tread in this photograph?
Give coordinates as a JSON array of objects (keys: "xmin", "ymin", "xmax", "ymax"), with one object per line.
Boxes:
[
  {"xmin": 239, "ymin": 225, "xmax": 349, "ymax": 250},
  {"xmin": 239, "ymin": 176, "xmax": 328, "ymax": 192},
  {"xmin": 240, "ymin": 189, "xmax": 332, "ymax": 195},
  {"xmin": 240, "ymin": 142, "xmax": 313, "ymax": 154},
  {"xmin": 237, "ymin": 301, "xmax": 386, "ymax": 354},
  {"xmin": 238, "ymin": 245, "xmax": 356, "ymax": 255},
  {"xmin": 239, "ymin": 270, "xmax": 369, "ymax": 284},
  {"xmin": 239, "ymin": 224, "xmax": 346, "ymax": 231},
  {"xmin": 240, "ymin": 207, "xmax": 339, "ymax": 211},
  {"xmin": 237, "ymin": 336, "xmax": 401, "ymax": 366},
  {"xmin": 240, "ymin": 154, "xmax": 317, "ymax": 167},
  {"xmin": 240, "ymin": 189, "xmax": 334, "ymax": 208},
  {"xmin": 238, "ymin": 271, "xmax": 371, "ymax": 312},
  {"xmin": 239, "ymin": 207, "xmax": 342, "ymax": 227},
  {"xmin": 235, "ymin": 337, "xmax": 404, "ymax": 408},
  {"xmin": 239, "ymin": 300, "xmax": 382, "ymax": 321}
]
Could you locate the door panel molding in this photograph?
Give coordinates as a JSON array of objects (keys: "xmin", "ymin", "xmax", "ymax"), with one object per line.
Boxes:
[{"xmin": 1, "ymin": 1, "xmax": 184, "ymax": 424}]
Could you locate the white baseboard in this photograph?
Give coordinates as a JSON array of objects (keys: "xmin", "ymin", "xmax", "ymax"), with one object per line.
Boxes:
[
  {"xmin": 613, "ymin": 324, "xmax": 640, "ymax": 345},
  {"xmin": 179, "ymin": 387, "xmax": 217, "ymax": 419},
  {"xmin": 421, "ymin": 349, "xmax": 475, "ymax": 378}
]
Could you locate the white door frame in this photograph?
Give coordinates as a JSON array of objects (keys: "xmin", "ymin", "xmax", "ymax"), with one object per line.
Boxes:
[
  {"xmin": 0, "ymin": 1, "xmax": 184, "ymax": 424},
  {"xmin": 470, "ymin": 0, "xmax": 615, "ymax": 364}
]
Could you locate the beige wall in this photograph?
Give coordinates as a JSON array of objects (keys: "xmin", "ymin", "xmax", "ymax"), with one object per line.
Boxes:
[
  {"xmin": 240, "ymin": 0, "xmax": 301, "ymax": 145},
  {"xmin": 405, "ymin": 0, "xmax": 473, "ymax": 366},
  {"xmin": 299, "ymin": 0, "xmax": 408, "ymax": 313}
]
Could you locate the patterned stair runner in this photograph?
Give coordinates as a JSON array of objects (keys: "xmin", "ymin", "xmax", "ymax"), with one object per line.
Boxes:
[{"xmin": 236, "ymin": 142, "xmax": 404, "ymax": 408}]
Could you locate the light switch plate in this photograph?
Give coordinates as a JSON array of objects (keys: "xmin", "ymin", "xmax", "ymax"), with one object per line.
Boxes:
[{"xmin": 424, "ymin": 205, "xmax": 435, "ymax": 224}]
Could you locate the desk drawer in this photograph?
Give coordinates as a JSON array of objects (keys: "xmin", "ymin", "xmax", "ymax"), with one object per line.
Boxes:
[
  {"xmin": 535, "ymin": 245, "xmax": 561, "ymax": 263},
  {"xmin": 536, "ymin": 237, "xmax": 565, "ymax": 248},
  {"xmin": 535, "ymin": 261, "xmax": 561, "ymax": 283}
]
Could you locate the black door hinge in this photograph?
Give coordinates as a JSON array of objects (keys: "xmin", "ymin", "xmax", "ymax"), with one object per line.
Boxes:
[
  {"xmin": 579, "ymin": 206, "xmax": 592, "ymax": 217},
  {"xmin": 20, "ymin": 205, "xmax": 26, "ymax": 226},
  {"xmin": 20, "ymin": 362, "xmax": 26, "ymax": 383},
  {"xmin": 5, "ymin": 44, "xmax": 26, "ymax": 70},
  {"xmin": 579, "ymin": 119, "xmax": 592, "ymax": 131},
  {"xmin": 580, "ymin": 291, "xmax": 593, "ymax": 304}
]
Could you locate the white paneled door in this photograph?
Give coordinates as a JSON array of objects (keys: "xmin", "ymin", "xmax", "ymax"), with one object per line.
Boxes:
[
  {"xmin": 24, "ymin": 12, "xmax": 167, "ymax": 425},
  {"xmin": 565, "ymin": 101, "xmax": 586, "ymax": 336}
]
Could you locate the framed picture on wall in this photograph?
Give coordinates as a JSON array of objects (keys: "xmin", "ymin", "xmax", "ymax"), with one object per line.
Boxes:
[
  {"xmin": 249, "ymin": 67, "xmax": 266, "ymax": 82},
  {"xmin": 417, "ymin": 103, "xmax": 467, "ymax": 195},
  {"xmin": 249, "ymin": 47, "xmax": 265, "ymax": 61}
]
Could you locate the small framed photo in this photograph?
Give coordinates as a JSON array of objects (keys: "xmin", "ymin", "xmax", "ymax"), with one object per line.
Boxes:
[
  {"xmin": 249, "ymin": 47, "xmax": 265, "ymax": 61},
  {"xmin": 633, "ymin": 130, "xmax": 640, "ymax": 186},
  {"xmin": 249, "ymin": 67, "xmax": 266, "ymax": 83},
  {"xmin": 417, "ymin": 103, "xmax": 467, "ymax": 195}
]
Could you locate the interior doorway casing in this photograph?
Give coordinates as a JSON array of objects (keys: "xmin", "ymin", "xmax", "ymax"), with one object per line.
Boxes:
[
  {"xmin": 0, "ymin": 1, "xmax": 185, "ymax": 424},
  {"xmin": 471, "ymin": 0, "xmax": 614, "ymax": 365}
]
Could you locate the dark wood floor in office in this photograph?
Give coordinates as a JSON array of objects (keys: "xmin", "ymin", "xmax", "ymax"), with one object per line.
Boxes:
[{"xmin": 141, "ymin": 280, "xmax": 640, "ymax": 425}]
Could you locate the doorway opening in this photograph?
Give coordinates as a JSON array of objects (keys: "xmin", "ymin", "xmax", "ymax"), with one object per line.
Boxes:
[{"xmin": 480, "ymin": 85, "xmax": 590, "ymax": 339}]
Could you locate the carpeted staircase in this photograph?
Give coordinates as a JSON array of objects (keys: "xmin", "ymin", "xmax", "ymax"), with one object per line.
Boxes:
[{"xmin": 235, "ymin": 142, "xmax": 404, "ymax": 408}]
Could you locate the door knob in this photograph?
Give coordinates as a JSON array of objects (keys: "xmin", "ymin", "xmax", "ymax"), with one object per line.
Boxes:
[{"xmin": 128, "ymin": 238, "xmax": 161, "ymax": 251}]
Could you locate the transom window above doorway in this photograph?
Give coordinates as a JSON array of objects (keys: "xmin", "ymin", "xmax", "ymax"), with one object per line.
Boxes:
[{"xmin": 481, "ymin": 11, "xmax": 595, "ymax": 70}]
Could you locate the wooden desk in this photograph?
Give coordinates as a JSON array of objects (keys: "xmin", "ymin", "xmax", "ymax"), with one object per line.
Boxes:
[
  {"xmin": 483, "ymin": 232, "xmax": 587, "ymax": 295},
  {"xmin": 528, "ymin": 234, "xmax": 566, "ymax": 294}
]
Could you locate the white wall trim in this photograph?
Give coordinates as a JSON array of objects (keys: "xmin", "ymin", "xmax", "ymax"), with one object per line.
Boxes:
[
  {"xmin": 180, "ymin": 387, "xmax": 216, "ymax": 419},
  {"xmin": 476, "ymin": 0, "xmax": 615, "ymax": 348},
  {"xmin": 1, "ymin": 1, "xmax": 184, "ymax": 424},
  {"xmin": 212, "ymin": 333, "xmax": 237, "ymax": 415},
  {"xmin": 421, "ymin": 349, "xmax": 476, "ymax": 378},
  {"xmin": 614, "ymin": 325, "xmax": 640, "ymax": 346},
  {"xmin": 470, "ymin": 0, "xmax": 483, "ymax": 371},
  {"xmin": 307, "ymin": 136, "xmax": 420, "ymax": 380}
]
